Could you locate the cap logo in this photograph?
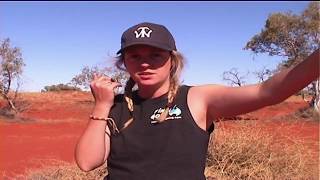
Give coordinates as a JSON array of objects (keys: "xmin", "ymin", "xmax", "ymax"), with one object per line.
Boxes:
[{"xmin": 134, "ymin": 26, "xmax": 153, "ymax": 38}]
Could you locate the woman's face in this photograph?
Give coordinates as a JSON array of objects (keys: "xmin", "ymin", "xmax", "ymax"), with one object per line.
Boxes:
[{"xmin": 124, "ymin": 45, "xmax": 171, "ymax": 87}]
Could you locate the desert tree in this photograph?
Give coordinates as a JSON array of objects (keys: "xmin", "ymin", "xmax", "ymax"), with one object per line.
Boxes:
[
  {"xmin": 70, "ymin": 65, "xmax": 129, "ymax": 93},
  {"xmin": 0, "ymin": 38, "xmax": 26, "ymax": 114},
  {"xmin": 222, "ymin": 68, "xmax": 248, "ymax": 87},
  {"xmin": 253, "ymin": 66, "xmax": 273, "ymax": 83},
  {"xmin": 244, "ymin": 2, "xmax": 320, "ymax": 113},
  {"xmin": 70, "ymin": 65, "xmax": 100, "ymax": 91}
]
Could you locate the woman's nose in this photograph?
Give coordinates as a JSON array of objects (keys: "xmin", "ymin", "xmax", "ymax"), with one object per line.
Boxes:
[
  {"xmin": 138, "ymin": 58, "xmax": 152, "ymax": 67},
  {"xmin": 140, "ymin": 61, "xmax": 151, "ymax": 68}
]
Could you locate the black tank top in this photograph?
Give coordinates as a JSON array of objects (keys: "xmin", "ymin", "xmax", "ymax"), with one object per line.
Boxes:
[{"xmin": 105, "ymin": 85, "xmax": 214, "ymax": 180}]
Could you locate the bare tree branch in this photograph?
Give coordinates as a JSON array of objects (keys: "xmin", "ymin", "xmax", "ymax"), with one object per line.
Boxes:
[{"xmin": 223, "ymin": 68, "xmax": 247, "ymax": 87}]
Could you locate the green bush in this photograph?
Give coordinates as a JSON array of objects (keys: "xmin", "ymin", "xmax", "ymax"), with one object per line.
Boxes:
[{"xmin": 42, "ymin": 84, "xmax": 81, "ymax": 92}]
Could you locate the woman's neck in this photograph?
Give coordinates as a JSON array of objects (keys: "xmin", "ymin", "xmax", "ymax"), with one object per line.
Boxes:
[{"xmin": 137, "ymin": 81, "xmax": 170, "ymax": 99}]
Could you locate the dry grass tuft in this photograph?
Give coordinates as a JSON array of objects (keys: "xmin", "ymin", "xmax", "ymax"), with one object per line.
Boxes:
[
  {"xmin": 293, "ymin": 106, "xmax": 320, "ymax": 121},
  {"xmin": 269, "ymin": 106, "xmax": 320, "ymax": 122},
  {"xmin": 23, "ymin": 160, "xmax": 107, "ymax": 180},
  {"xmin": 205, "ymin": 121, "xmax": 318, "ymax": 180}
]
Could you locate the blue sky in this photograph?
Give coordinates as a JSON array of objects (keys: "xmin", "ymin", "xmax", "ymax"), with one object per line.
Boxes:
[{"xmin": 0, "ymin": 1, "xmax": 310, "ymax": 92}]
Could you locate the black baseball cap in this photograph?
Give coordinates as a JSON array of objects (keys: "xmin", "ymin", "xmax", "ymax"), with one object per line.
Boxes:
[{"xmin": 117, "ymin": 22, "xmax": 177, "ymax": 54}]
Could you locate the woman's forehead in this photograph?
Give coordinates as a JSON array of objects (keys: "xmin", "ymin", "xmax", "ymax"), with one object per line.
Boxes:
[{"xmin": 124, "ymin": 45, "xmax": 169, "ymax": 53}]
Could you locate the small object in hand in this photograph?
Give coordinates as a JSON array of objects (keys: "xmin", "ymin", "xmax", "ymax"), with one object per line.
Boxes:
[{"xmin": 106, "ymin": 81, "xmax": 112, "ymax": 85}]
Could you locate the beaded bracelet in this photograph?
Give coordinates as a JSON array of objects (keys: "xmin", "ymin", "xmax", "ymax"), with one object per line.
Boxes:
[
  {"xmin": 89, "ymin": 115, "xmax": 120, "ymax": 135},
  {"xmin": 89, "ymin": 115, "xmax": 111, "ymax": 121}
]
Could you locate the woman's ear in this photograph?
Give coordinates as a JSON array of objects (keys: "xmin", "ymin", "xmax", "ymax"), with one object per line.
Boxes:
[
  {"xmin": 123, "ymin": 58, "xmax": 128, "ymax": 68},
  {"xmin": 115, "ymin": 55, "xmax": 127, "ymax": 71},
  {"xmin": 170, "ymin": 56, "xmax": 175, "ymax": 74}
]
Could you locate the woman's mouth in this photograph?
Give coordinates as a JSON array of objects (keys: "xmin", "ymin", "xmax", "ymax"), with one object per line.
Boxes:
[{"xmin": 138, "ymin": 72, "xmax": 154, "ymax": 79}]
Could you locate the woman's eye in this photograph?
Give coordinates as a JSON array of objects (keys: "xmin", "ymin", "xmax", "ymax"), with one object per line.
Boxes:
[
  {"xmin": 151, "ymin": 53, "xmax": 162, "ymax": 60},
  {"xmin": 129, "ymin": 55, "xmax": 140, "ymax": 61}
]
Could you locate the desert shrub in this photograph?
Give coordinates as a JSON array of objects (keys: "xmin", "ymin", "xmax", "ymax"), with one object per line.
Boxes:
[
  {"xmin": 273, "ymin": 106, "xmax": 320, "ymax": 122},
  {"xmin": 294, "ymin": 106, "xmax": 319, "ymax": 120},
  {"xmin": 205, "ymin": 121, "xmax": 317, "ymax": 179},
  {"xmin": 0, "ymin": 97, "xmax": 31, "ymax": 120},
  {"xmin": 42, "ymin": 84, "xmax": 81, "ymax": 92}
]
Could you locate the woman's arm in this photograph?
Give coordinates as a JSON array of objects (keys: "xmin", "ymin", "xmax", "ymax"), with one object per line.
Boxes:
[
  {"xmin": 75, "ymin": 104, "xmax": 112, "ymax": 172},
  {"xmin": 188, "ymin": 49, "xmax": 319, "ymax": 130},
  {"xmin": 259, "ymin": 49, "xmax": 319, "ymax": 105},
  {"xmin": 75, "ymin": 75, "xmax": 120, "ymax": 172}
]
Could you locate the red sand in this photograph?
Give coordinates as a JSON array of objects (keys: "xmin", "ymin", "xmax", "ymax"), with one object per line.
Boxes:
[
  {"xmin": 0, "ymin": 93, "xmax": 318, "ymax": 178},
  {"xmin": 0, "ymin": 122, "xmax": 87, "ymax": 177}
]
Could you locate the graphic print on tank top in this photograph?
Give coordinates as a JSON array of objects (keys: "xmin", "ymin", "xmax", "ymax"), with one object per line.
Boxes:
[{"xmin": 150, "ymin": 105, "xmax": 182, "ymax": 124}]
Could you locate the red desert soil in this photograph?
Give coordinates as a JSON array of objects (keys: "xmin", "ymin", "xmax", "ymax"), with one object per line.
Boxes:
[{"xmin": 0, "ymin": 92, "xmax": 318, "ymax": 178}]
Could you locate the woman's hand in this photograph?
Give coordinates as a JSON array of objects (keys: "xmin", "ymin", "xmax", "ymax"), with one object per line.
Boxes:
[{"xmin": 90, "ymin": 74, "xmax": 121, "ymax": 107}]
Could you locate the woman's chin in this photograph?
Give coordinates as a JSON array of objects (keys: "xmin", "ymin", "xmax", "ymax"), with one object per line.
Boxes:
[
  {"xmin": 135, "ymin": 79, "xmax": 159, "ymax": 87},
  {"xmin": 138, "ymin": 81, "xmax": 156, "ymax": 87}
]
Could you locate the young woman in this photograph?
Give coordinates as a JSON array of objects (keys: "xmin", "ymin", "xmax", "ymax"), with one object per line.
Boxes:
[{"xmin": 75, "ymin": 22, "xmax": 319, "ymax": 180}]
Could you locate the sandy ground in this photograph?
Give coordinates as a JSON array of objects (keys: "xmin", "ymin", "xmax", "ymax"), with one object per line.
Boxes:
[{"xmin": 0, "ymin": 92, "xmax": 318, "ymax": 178}]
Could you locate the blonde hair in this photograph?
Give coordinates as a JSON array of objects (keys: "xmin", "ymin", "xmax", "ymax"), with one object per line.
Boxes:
[{"xmin": 115, "ymin": 50, "xmax": 185, "ymax": 130}]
